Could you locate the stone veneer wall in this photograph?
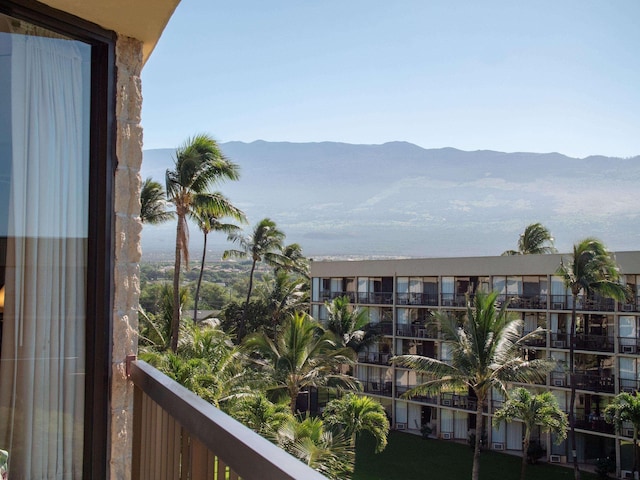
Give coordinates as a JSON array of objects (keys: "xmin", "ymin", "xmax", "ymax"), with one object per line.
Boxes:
[{"xmin": 110, "ymin": 35, "xmax": 143, "ymax": 480}]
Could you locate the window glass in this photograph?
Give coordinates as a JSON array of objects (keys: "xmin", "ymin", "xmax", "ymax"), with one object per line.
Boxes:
[{"xmin": 0, "ymin": 14, "xmax": 90, "ymax": 478}]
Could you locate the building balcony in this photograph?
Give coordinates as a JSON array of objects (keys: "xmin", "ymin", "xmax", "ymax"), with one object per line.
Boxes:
[
  {"xmin": 550, "ymin": 332, "xmax": 614, "ymax": 352},
  {"xmin": 396, "ymin": 292, "xmax": 438, "ymax": 306},
  {"xmin": 357, "ymin": 351, "xmax": 391, "ymax": 365},
  {"xmin": 619, "ymin": 300, "xmax": 640, "ymax": 313},
  {"xmin": 395, "ymin": 324, "xmax": 438, "ymax": 339},
  {"xmin": 496, "ymin": 294, "xmax": 548, "ymax": 310},
  {"xmin": 128, "ymin": 359, "xmax": 326, "ymax": 480},
  {"xmin": 394, "ymin": 385, "xmax": 438, "ymax": 404},
  {"xmin": 549, "ymin": 295, "xmax": 615, "ymax": 312},
  {"xmin": 619, "ymin": 378, "xmax": 640, "ymax": 394},
  {"xmin": 574, "ymin": 415, "xmax": 615, "ymax": 435},
  {"xmin": 357, "ymin": 292, "xmax": 394, "ymax": 305},
  {"xmin": 361, "ymin": 379, "xmax": 393, "ymax": 396},
  {"xmin": 618, "ymin": 337, "xmax": 640, "ymax": 355},
  {"xmin": 440, "ymin": 393, "xmax": 482, "ymax": 412}
]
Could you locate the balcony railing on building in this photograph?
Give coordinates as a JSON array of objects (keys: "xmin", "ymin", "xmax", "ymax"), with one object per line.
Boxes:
[
  {"xmin": 440, "ymin": 392, "xmax": 482, "ymax": 412},
  {"xmin": 357, "ymin": 351, "xmax": 391, "ymax": 365},
  {"xmin": 362, "ymin": 379, "xmax": 393, "ymax": 396},
  {"xmin": 357, "ymin": 292, "xmax": 394, "ymax": 305},
  {"xmin": 496, "ymin": 294, "xmax": 548, "ymax": 310},
  {"xmin": 550, "ymin": 370, "xmax": 614, "ymax": 393},
  {"xmin": 396, "ymin": 292, "xmax": 438, "ymax": 306},
  {"xmin": 550, "ymin": 332, "xmax": 614, "ymax": 352},
  {"xmin": 549, "ymin": 295, "xmax": 615, "ymax": 312},
  {"xmin": 574, "ymin": 415, "xmax": 615, "ymax": 435},
  {"xmin": 395, "ymin": 385, "xmax": 438, "ymax": 404},
  {"xmin": 128, "ymin": 359, "xmax": 326, "ymax": 480},
  {"xmin": 619, "ymin": 299, "xmax": 640, "ymax": 313},
  {"xmin": 395, "ymin": 324, "xmax": 438, "ymax": 339}
]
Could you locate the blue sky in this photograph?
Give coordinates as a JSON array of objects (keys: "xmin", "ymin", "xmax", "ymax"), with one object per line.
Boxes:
[{"xmin": 141, "ymin": 1, "xmax": 640, "ymax": 159}]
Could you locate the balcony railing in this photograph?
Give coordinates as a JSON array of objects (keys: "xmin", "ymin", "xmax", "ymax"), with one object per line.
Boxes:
[
  {"xmin": 619, "ymin": 378, "xmax": 640, "ymax": 394},
  {"xmin": 357, "ymin": 292, "xmax": 394, "ymax": 304},
  {"xmin": 357, "ymin": 351, "xmax": 391, "ymax": 365},
  {"xmin": 496, "ymin": 294, "xmax": 548, "ymax": 310},
  {"xmin": 575, "ymin": 415, "xmax": 615, "ymax": 435},
  {"xmin": 619, "ymin": 299, "xmax": 640, "ymax": 313},
  {"xmin": 361, "ymin": 379, "xmax": 393, "ymax": 396},
  {"xmin": 550, "ymin": 332, "xmax": 614, "ymax": 352},
  {"xmin": 395, "ymin": 385, "xmax": 438, "ymax": 404},
  {"xmin": 440, "ymin": 393, "xmax": 481, "ymax": 412},
  {"xmin": 129, "ymin": 359, "xmax": 325, "ymax": 480},
  {"xmin": 396, "ymin": 292, "xmax": 439, "ymax": 306},
  {"xmin": 549, "ymin": 295, "xmax": 615, "ymax": 312}
]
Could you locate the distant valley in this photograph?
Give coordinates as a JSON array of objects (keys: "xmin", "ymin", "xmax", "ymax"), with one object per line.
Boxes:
[{"xmin": 140, "ymin": 141, "xmax": 640, "ymax": 260}]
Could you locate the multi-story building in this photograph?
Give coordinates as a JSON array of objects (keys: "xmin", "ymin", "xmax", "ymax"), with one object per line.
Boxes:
[{"xmin": 310, "ymin": 252, "xmax": 640, "ymax": 474}]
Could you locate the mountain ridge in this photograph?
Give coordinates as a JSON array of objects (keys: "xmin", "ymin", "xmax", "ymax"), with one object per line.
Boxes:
[{"xmin": 140, "ymin": 141, "xmax": 640, "ymax": 260}]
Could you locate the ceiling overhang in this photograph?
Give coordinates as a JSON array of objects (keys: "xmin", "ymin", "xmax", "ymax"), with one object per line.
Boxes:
[{"xmin": 40, "ymin": 0, "xmax": 180, "ymax": 62}]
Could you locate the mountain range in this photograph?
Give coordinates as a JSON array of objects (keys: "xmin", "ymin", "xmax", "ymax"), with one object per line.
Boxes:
[{"xmin": 140, "ymin": 141, "xmax": 640, "ymax": 260}]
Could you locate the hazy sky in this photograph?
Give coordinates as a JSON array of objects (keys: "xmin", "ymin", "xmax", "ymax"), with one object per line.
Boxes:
[{"xmin": 141, "ymin": 1, "xmax": 640, "ymax": 159}]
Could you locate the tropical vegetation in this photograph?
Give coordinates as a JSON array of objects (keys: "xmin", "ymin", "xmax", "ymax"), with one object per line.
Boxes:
[
  {"xmin": 493, "ymin": 387, "xmax": 568, "ymax": 480},
  {"xmin": 604, "ymin": 392, "xmax": 640, "ymax": 476},
  {"xmin": 165, "ymin": 133, "xmax": 242, "ymax": 351},
  {"xmin": 556, "ymin": 238, "xmax": 628, "ymax": 479},
  {"xmin": 502, "ymin": 222, "xmax": 557, "ymax": 256},
  {"xmin": 393, "ymin": 291, "xmax": 555, "ymax": 480}
]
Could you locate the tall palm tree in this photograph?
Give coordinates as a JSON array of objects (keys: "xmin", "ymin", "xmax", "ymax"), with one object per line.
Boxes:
[
  {"xmin": 493, "ymin": 387, "xmax": 568, "ymax": 480},
  {"xmin": 223, "ymin": 218, "xmax": 286, "ymax": 338},
  {"xmin": 228, "ymin": 393, "xmax": 293, "ymax": 437},
  {"xmin": 140, "ymin": 177, "xmax": 174, "ymax": 225},
  {"xmin": 191, "ymin": 199, "xmax": 245, "ymax": 323},
  {"xmin": 166, "ymin": 133, "xmax": 240, "ymax": 352},
  {"xmin": 604, "ymin": 392, "xmax": 640, "ymax": 476},
  {"xmin": 243, "ymin": 311, "xmax": 358, "ymax": 413},
  {"xmin": 393, "ymin": 291, "xmax": 554, "ymax": 480},
  {"xmin": 274, "ymin": 243, "xmax": 309, "ymax": 277},
  {"xmin": 502, "ymin": 222, "xmax": 557, "ymax": 256},
  {"xmin": 556, "ymin": 238, "xmax": 628, "ymax": 480},
  {"xmin": 323, "ymin": 393, "xmax": 389, "ymax": 453}
]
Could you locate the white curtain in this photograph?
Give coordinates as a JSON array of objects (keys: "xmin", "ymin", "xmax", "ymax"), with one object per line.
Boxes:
[
  {"xmin": 506, "ymin": 422, "xmax": 523, "ymax": 451},
  {"xmin": 0, "ymin": 33, "xmax": 88, "ymax": 479},
  {"xmin": 440, "ymin": 409, "xmax": 453, "ymax": 434},
  {"xmin": 454, "ymin": 412, "xmax": 468, "ymax": 439}
]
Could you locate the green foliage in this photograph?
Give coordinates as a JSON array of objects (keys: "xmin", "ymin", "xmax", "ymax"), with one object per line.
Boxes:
[
  {"xmin": 493, "ymin": 388, "xmax": 568, "ymax": 480},
  {"xmin": 140, "ymin": 177, "xmax": 174, "ymax": 225},
  {"xmin": 323, "ymin": 394, "xmax": 389, "ymax": 453},
  {"xmin": 595, "ymin": 456, "xmax": 616, "ymax": 479},
  {"xmin": 243, "ymin": 312, "xmax": 358, "ymax": 413},
  {"xmin": 325, "ymin": 296, "xmax": 376, "ymax": 353},
  {"xmin": 140, "ymin": 320, "xmax": 249, "ymax": 408},
  {"xmin": 274, "ymin": 416, "xmax": 354, "ymax": 480},
  {"xmin": 228, "ymin": 394, "xmax": 293, "ymax": 438},
  {"xmin": 502, "ymin": 223, "xmax": 556, "ymax": 255},
  {"xmin": 165, "ymin": 133, "xmax": 241, "ymax": 351},
  {"xmin": 394, "ymin": 291, "xmax": 555, "ymax": 480},
  {"xmin": 604, "ymin": 392, "xmax": 640, "ymax": 472}
]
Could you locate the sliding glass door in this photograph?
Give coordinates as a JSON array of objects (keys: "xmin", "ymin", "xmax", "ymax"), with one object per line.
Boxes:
[{"xmin": 0, "ymin": 12, "xmax": 91, "ymax": 478}]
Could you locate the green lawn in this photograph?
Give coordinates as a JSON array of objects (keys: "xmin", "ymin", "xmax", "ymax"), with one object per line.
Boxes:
[{"xmin": 354, "ymin": 431, "xmax": 599, "ymax": 480}]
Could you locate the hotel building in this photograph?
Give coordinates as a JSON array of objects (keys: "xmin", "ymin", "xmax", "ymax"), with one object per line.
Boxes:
[{"xmin": 310, "ymin": 252, "xmax": 640, "ymax": 475}]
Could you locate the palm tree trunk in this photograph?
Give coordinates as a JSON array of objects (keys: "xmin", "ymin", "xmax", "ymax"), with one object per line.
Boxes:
[
  {"xmin": 521, "ymin": 426, "xmax": 530, "ymax": 480},
  {"xmin": 472, "ymin": 395, "xmax": 484, "ymax": 480},
  {"xmin": 193, "ymin": 232, "xmax": 208, "ymax": 324},
  {"xmin": 171, "ymin": 214, "xmax": 184, "ymax": 352},
  {"xmin": 240, "ymin": 259, "xmax": 257, "ymax": 340},
  {"xmin": 569, "ymin": 292, "xmax": 581, "ymax": 480}
]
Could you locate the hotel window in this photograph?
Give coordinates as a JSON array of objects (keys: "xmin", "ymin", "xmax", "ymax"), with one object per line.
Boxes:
[{"xmin": 0, "ymin": 5, "xmax": 113, "ymax": 478}]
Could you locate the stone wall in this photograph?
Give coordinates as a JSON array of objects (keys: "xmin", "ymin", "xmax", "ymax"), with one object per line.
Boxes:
[{"xmin": 110, "ymin": 35, "xmax": 144, "ymax": 480}]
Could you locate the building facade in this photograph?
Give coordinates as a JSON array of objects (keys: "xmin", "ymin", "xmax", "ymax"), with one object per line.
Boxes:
[{"xmin": 311, "ymin": 252, "xmax": 640, "ymax": 474}]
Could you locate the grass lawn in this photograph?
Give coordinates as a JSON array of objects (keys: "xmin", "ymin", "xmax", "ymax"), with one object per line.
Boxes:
[{"xmin": 354, "ymin": 431, "xmax": 599, "ymax": 480}]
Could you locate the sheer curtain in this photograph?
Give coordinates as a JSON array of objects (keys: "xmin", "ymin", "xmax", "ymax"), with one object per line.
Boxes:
[{"xmin": 0, "ymin": 31, "xmax": 88, "ymax": 479}]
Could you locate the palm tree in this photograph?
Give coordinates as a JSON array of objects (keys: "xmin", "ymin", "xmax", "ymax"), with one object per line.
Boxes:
[
  {"xmin": 256, "ymin": 270, "xmax": 309, "ymax": 327},
  {"xmin": 140, "ymin": 177, "xmax": 174, "ymax": 225},
  {"xmin": 165, "ymin": 133, "xmax": 240, "ymax": 351},
  {"xmin": 556, "ymin": 238, "xmax": 628, "ymax": 479},
  {"xmin": 502, "ymin": 222, "xmax": 557, "ymax": 255},
  {"xmin": 191, "ymin": 199, "xmax": 245, "ymax": 323},
  {"xmin": 493, "ymin": 387, "xmax": 568, "ymax": 480},
  {"xmin": 274, "ymin": 243, "xmax": 309, "ymax": 277},
  {"xmin": 323, "ymin": 393, "xmax": 389, "ymax": 453},
  {"xmin": 138, "ymin": 283, "xmax": 189, "ymax": 351},
  {"xmin": 604, "ymin": 392, "xmax": 640, "ymax": 476},
  {"xmin": 229, "ymin": 393, "xmax": 293, "ymax": 437},
  {"xmin": 325, "ymin": 296, "xmax": 376, "ymax": 354},
  {"xmin": 223, "ymin": 218, "xmax": 286, "ymax": 338},
  {"xmin": 243, "ymin": 311, "xmax": 358, "ymax": 413},
  {"xmin": 393, "ymin": 291, "xmax": 554, "ymax": 480},
  {"xmin": 274, "ymin": 416, "xmax": 354, "ymax": 480}
]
